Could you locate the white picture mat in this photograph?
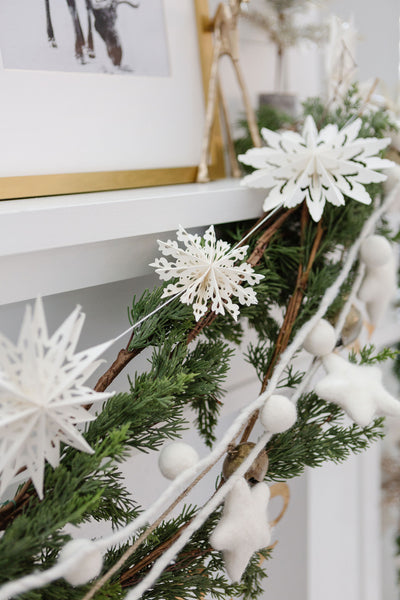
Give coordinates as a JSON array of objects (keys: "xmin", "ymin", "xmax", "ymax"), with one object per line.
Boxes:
[{"xmin": 0, "ymin": 1, "xmax": 205, "ymax": 177}]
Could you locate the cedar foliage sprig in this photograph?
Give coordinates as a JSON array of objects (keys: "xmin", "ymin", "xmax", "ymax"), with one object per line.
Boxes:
[{"xmin": 349, "ymin": 344, "xmax": 399, "ymax": 365}]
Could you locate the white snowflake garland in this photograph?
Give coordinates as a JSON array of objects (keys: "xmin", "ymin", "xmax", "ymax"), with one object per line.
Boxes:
[
  {"xmin": 0, "ymin": 299, "xmax": 113, "ymax": 499},
  {"xmin": 150, "ymin": 225, "xmax": 264, "ymax": 321},
  {"xmin": 239, "ymin": 115, "xmax": 394, "ymax": 222}
]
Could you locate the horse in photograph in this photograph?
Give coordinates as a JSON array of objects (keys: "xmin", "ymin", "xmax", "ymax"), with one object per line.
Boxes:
[{"xmin": 44, "ymin": 0, "xmax": 140, "ymax": 66}]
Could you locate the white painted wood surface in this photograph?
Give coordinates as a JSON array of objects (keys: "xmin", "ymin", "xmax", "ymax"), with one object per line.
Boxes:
[{"xmin": 0, "ymin": 180, "xmax": 264, "ymax": 305}]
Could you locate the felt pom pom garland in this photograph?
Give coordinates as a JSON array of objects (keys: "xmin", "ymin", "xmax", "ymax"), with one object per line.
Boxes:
[
  {"xmin": 158, "ymin": 441, "xmax": 200, "ymax": 480},
  {"xmin": 59, "ymin": 539, "xmax": 103, "ymax": 587},
  {"xmin": 303, "ymin": 318, "xmax": 337, "ymax": 357},
  {"xmin": 259, "ymin": 394, "xmax": 297, "ymax": 434}
]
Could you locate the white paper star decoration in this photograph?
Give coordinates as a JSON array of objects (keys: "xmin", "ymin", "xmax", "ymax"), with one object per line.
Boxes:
[
  {"xmin": 150, "ymin": 225, "xmax": 264, "ymax": 321},
  {"xmin": 210, "ymin": 477, "xmax": 271, "ymax": 582},
  {"xmin": 239, "ymin": 115, "xmax": 394, "ymax": 222},
  {"xmin": 315, "ymin": 353, "xmax": 400, "ymax": 427},
  {"xmin": 0, "ymin": 299, "xmax": 113, "ymax": 499}
]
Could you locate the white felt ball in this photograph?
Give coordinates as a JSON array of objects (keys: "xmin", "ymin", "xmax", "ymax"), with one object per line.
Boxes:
[
  {"xmin": 158, "ymin": 442, "xmax": 199, "ymax": 480},
  {"xmin": 303, "ymin": 319, "xmax": 336, "ymax": 356},
  {"xmin": 260, "ymin": 395, "xmax": 297, "ymax": 433},
  {"xmin": 59, "ymin": 539, "xmax": 103, "ymax": 586},
  {"xmin": 360, "ymin": 235, "xmax": 392, "ymax": 268}
]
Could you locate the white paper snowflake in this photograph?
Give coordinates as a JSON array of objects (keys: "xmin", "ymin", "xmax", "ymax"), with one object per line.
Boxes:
[
  {"xmin": 239, "ymin": 115, "xmax": 393, "ymax": 222},
  {"xmin": 150, "ymin": 225, "xmax": 264, "ymax": 321},
  {"xmin": 0, "ymin": 299, "xmax": 113, "ymax": 499}
]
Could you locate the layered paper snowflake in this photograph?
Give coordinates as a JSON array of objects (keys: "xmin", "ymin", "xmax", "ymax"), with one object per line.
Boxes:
[
  {"xmin": 150, "ymin": 225, "xmax": 264, "ymax": 321},
  {"xmin": 0, "ymin": 299, "xmax": 113, "ymax": 498},
  {"xmin": 239, "ymin": 115, "xmax": 393, "ymax": 222}
]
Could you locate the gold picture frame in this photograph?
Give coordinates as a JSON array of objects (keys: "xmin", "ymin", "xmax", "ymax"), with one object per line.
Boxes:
[{"xmin": 0, "ymin": 0, "xmax": 224, "ymax": 201}]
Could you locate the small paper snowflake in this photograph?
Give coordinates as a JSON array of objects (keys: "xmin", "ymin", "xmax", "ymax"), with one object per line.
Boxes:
[
  {"xmin": 150, "ymin": 225, "xmax": 264, "ymax": 321},
  {"xmin": 239, "ymin": 115, "xmax": 394, "ymax": 222},
  {"xmin": 0, "ymin": 299, "xmax": 113, "ymax": 499}
]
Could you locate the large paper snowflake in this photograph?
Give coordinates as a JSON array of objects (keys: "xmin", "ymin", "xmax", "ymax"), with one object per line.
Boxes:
[
  {"xmin": 239, "ymin": 115, "xmax": 393, "ymax": 222},
  {"xmin": 0, "ymin": 299, "xmax": 113, "ymax": 499},
  {"xmin": 150, "ymin": 225, "xmax": 264, "ymax": 321}
]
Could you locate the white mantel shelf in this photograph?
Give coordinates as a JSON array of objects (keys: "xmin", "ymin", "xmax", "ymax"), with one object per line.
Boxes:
[{"xmin": 0, "ymin": 179, "xmax": 265, "ymax": 306}]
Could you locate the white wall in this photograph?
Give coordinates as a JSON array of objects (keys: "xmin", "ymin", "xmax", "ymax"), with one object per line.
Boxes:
[{"xmin": 210, "ymin": 0, "xmax": 399, "ymax": 131}]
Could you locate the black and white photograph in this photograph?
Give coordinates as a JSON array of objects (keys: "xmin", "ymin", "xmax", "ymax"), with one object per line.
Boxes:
[{"xmin": 0, "ymin": 0, "xmax": 170, "ymax": 76}]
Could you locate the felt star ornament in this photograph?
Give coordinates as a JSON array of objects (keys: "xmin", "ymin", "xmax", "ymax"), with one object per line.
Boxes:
[
  {"xmin": 150, "ymin": 225, "xmax": 264, "ymax": 321},
  {"xmin": 0, "ymin": 299, "xmax": 113, "ymax": 498},
  {"xmin": 210, "ymin": 477, "xmax": 271, "ymax": 582},
  {"xmin": 239, "ymin": 115, "xmax": 394, "ymax": 222},
  {"xmin": 315, "ymin": 353, "xmax": 400, "ymax": 427}
]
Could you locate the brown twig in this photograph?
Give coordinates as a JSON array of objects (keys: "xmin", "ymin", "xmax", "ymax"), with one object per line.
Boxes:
[
  {"xmin": 0, "ymin": 477, "xmax": 35, "ymax": 530},
  {"xmin": 241, "ymin": 207, "xmax": 325, "ymax": 443},
  {"xmin": 121, "ymin": 544, "xmax": 212, "ymax": 588},
  {"xmin": 246, "ymin": 207, "xmax": 296, "ymax": 267},
  {"xmin": 0, "ymin": 488, "xmax": 34, "ymax": 530},
  {"xmin": 94, "ymin": 347, "xmax": 142, "ymax": 393}
]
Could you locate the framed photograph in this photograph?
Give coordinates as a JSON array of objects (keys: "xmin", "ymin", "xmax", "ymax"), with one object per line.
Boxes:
[{"xmin": 0, "ymin": 0, "xmax": 224, "ymax": 200}]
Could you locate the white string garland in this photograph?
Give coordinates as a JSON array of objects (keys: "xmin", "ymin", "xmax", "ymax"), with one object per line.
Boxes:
[{"xmin": 0, "ymin": 182, "xmax": 399, "ymax": 600}]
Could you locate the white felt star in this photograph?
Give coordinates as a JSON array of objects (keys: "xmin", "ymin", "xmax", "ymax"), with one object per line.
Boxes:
[
  {"xmin": 210, "ymin": 477, "xmax": 271, "ymax": 582},
  {"xmin": 0, "ymin": 299, "xmax": 113, "ymax": 499},
  {"xmin": 239, "ymin": 115, "xmax": 393, "ymax": 222},
  {"xmin": 315, "ymin": 353, "xmax": 400, "ymax": 427},
  {"xmin": 150, "ymin": 225, "xmax": 264, "ymax": 321}
]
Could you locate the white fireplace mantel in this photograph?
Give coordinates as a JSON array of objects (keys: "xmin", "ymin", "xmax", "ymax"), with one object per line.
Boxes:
[{"xmin": 0, "ymin": 180, "xmax": 265, "ymax": 306}]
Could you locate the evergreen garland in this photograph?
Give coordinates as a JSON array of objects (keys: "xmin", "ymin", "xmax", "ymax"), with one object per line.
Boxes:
[{"xmin": 0, "ymin": 87, "xmax": 399, "ymax": 600}]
